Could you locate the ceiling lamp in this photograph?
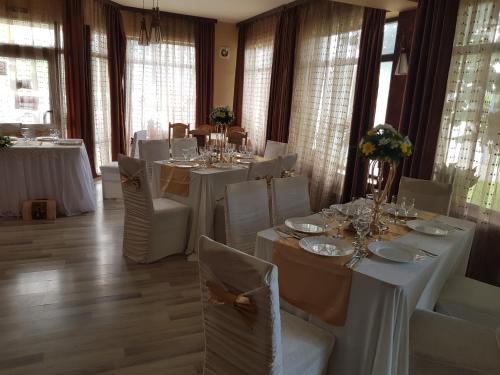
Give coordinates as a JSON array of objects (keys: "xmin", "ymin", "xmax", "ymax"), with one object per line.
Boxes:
[
  {"xmin": 149, "ymin": 0, "xmax": 162, "ymax": 44},
  {"xmin": 138, "ymin": 0, "xmax": 149, "ymax": 46}
]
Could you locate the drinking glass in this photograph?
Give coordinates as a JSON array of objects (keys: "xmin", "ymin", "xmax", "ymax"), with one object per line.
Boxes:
[
  {"xmin": 332, "ymin": 212, "xmax": 347, "ymax": 238},
  {"xmin": 321, "ymin": 208, "xmax": 335, "ymax": 233},
  {"xmin": 406, "ymin": 197, "xmax": 415, "ymax": 216},
  {"xmin": 353, "ymin": 217, "xmax": 371, "ymax": 252},
  {"xmin": 21, "ymin": 127, "xmax": 29, "ymax": 142},
  {"xmin": 398, "ymin": 197, "xmax": 407, "ymax": 223}
]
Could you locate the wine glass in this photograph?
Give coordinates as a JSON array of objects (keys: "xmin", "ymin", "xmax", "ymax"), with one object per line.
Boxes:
[
  {"xmin": 321, "ymin": 208, "xmax": 335, "ymax": 233},
  {"xmin": 406, "ymin": 197, "xmax": 415, "ymax": 217},
  {"xmin": 353, "ymin": 216, "xmax": 371, "ymax": 252},
  {"xmin": 398, "ymin": 197, "xmax": 407, "ymax": 223},
  {"xmin": 332, "ymin": 211, "xmax": 347, "ymax": 238},
  {"xmin": 21, "ymin": 127, "xmax": 30, "ymax": 142}
]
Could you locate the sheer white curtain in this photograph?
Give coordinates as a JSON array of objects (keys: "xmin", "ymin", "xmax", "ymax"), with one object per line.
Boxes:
[
  {"xmin": 241, "ymin": 15, "xmax": 278, "ymax": 155},
  {"xmin": 84, "ymin": 0, "xmax": 111, "ymax": 171},
  {"xmin": 433, "ymin": 0, "xmax": 500, "ymax": 284},
  {"xmin": 287, "ymin": 1, "xmax": 363, "ymax": 210},
  {"xmin": 122, "ymin": 12, "xmax": 196, "ymax": 140}
]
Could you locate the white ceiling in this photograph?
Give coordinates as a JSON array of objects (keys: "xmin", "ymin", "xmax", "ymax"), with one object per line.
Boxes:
[{"xmin": 115, "ymin": 0, "xmax": 417, "ymax": 23}]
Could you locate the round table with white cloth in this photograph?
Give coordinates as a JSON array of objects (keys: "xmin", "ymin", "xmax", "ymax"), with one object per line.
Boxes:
[{"xmin": 0, "ymin": 141, "xmax": 96, "ymax": 217}]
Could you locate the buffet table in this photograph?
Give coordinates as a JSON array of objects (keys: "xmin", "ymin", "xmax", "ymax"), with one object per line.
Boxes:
[
  {"xmin": 0, "ymin": 142, "xmax": 96, "ymax": 217},
  {"xmin": 254, "ymin": 213, "xmax": 475, "ymax": 375}
]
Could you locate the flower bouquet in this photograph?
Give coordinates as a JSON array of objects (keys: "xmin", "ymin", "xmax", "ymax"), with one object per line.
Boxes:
[
  {"xmin": 359, "ymin": 124, "xmax": 413, "ymax": 232},
  {"xmin": 0, "ymin": 136, "xmax": 13, "ymax": 149}
]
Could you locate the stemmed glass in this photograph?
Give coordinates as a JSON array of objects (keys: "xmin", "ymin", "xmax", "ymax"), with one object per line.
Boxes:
[
  {"xmin": 331, "ymin": 211, "xmax": 347, "ymax": 238},
  {"xmin": 21, "ymin": 127, "xmax": 30, "ymax": 143},
  {"xmin": 352, "ymin": 216, "xmax": 371, "ymax": 254},
  {"xmin": 321, "ymin": 208, "xmax": 335, "ymax": 233}
]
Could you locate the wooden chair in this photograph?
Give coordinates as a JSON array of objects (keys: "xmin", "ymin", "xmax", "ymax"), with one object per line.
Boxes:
[
  {"xmin": 168, "ymin": 122, "xmax": 189, "ymax": 146},
  {"xmin": 227, "ymin": 130, "xmax": 248, "ymax": 150},
  {"xmin": 189, "ymin": 124, "xmax": 212, "ymax": 149}
]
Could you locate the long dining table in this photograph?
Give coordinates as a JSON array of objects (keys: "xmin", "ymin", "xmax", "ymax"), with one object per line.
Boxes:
[
  {"xmin": 151, "ymin": 162, "xmax": 249, "ymax": 258},
  {"xmin": 254, "ymin": 212, "xmax": 475, "ymax": 375}
]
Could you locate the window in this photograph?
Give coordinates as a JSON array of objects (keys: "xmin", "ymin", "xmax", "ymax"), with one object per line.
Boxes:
[
  {"xmin": 125, "ymin": 38, "xmax": 196, "ymax": 139},
  {"xmin": 0, "ymin": 17, "xmax": 63, "ymax": 126},
  {"xmin": 241, "ymin": 15, "xmax": 278, "ymax": 155},
  {"xmin": 374, "ymin": 20, "xmax": 398, "ymax": 126}
]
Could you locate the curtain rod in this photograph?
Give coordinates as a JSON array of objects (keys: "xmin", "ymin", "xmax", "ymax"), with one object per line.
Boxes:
[
  {"xmin": 101, "ymin": 0, "xmax": 217, "ymax": 24},
  {"xmin": 236, "ymin": 0, "xmax": 310, "ymax": 27}
]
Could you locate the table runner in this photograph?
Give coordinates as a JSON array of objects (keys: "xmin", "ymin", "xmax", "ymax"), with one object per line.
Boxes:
[
  {"xmin": 272, "ymin": 209, "xmax": 438, "ymax": 325},
  {"xmin": 159, "ymin": 164, "xmax": 191, "ymax": 197}
]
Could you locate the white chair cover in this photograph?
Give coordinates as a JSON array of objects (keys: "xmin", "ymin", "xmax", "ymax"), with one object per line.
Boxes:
[
  {"xmin": 198, "ymin": 236, "xmax": 334, "ymax": 375},
  {"xmin": 281, "ymin": 153, "xmax": 298, "ymax": 172},
  {"xmin": 171, "ymin": 137, "xmax": 198, "ymax": 159},
  {"xmin": 225, "ymin": 179, "xmax": 271, "ymax": 254},
  {"xmin": 398, "ymin": 177, "xmax": 452, "ymax": 215},
  {"xmin": 130, "ymin": 130, "xmax": 147, "ymax": 159},
  {"xmin": 138, "ymin": 139, "xmax": 170, "ymax": 178},
  {"xmin": 436, "ymin": 276, "xmax": 500, "ymax": 329},
  {"xmin": 271, "ymin": 176, "xmax": 311, "ymax": 225},
  {"xmin": 247, "ymin": 158, "xmax": 281, "ymax": 180},
  {"xmin": 100, "ymin": 130, "xmax": 148, "ymax": 199},
  {"xmin": 410, "ymin": 309, "xmax": 500, "ymax": 375},
  {"xmin": 118, "ymin": 154, "xmax": 189, "ymax": 263},
  {"xmin": 264, "ymin": 141, "xmax": 288, "ymax": 159}
]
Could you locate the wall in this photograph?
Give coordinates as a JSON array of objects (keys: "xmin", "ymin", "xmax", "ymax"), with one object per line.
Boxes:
[{"xmin": 213, "ymin": 22, "xmax": 238, "ymax": 109}]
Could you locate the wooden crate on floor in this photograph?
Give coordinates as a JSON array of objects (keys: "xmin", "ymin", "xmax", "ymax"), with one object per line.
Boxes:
[{"xmin": 22, "ymin": 199, "xmax": 56, "ymax": 221}]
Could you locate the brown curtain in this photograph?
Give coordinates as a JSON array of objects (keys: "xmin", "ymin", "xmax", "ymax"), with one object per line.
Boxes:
[
  {"xmin": 63, "ymin": 0, "xmax": 96, "ymax": 176},
  {"xmin": 232, "ymin": 24, "xmax": 247, "ymax": 127},
  {"xmin": 105, "ymin": 3, "xmax": 127, "ymax": 160},
  {"xmin": 195, "ymin": 21, "xmax": 215, "ymax": 126},
  {"xmin": 265, "ymin": 7, "xmax": 298, "ymax": 143},
  {"xmin": 392, "ymin": 0, "xmax": 459, "ymax": 192},
  {"xmin": 341, "ymin": 8, "xmax": 385, "ymax": 202}
]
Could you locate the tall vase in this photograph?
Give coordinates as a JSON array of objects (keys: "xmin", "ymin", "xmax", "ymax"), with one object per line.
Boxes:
[{"xmin": 369, "ymin": 160, "xmax": 396, "ymax": 234}]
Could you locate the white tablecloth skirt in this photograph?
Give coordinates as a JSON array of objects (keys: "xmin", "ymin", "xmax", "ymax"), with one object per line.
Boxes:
[
  {"xmin": 0, "ymin": 143, "xmax": 96, "ymax": 217},
  {"xmin": 255, "ymin": 215, "xmax": 475, "ymax": 375},
  {"xmin": 152, "ymin": 163, "xmax": 248, "ymax": 254}
]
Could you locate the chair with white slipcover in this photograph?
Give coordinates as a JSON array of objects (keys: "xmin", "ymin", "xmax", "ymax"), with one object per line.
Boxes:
[
  {"xmin": 264, "ymin": 140, "xmax": 288, "ymax": 159},
  {"xmin": 118, "ymin": 154, "xmax": 190, "ymax": 263},
  {"xmin": 436, "ymin": 276, "xmax": 500, "ymax": 329},
  {"xmin": 280, "ymin": 153, "xmax": 298, "ymax": 175},
  {"xmin": 170, "ymin": 137, "xmax": 198, "ymax": 160},
  {"xmin": 100, "ymin": 130, "xmax": 147, "ymax": 199},
  {"xmin": 410, "ymin": 309, "xmax": 500, "ymax": 375},
  {"xmin": 247, "ymin": 158, "xmax": 281, "ymax": 181},
  {"xmin": 271, "ymin": 176, "xmax": 311, "ymax": 226},
  {"xmin": 224, "ymin": 179, "xmax": 271, "ymax": 254},
  {"xmin": 138, "ymin": 139, "xmax": 170, "ymax": 179},
  {"xmin": 198, "ymin": 235, "xmax": 335, "ymax": 375},
  {"xmin": 398, "ymin": 177, "xmax": 452, "ymax": 215}
]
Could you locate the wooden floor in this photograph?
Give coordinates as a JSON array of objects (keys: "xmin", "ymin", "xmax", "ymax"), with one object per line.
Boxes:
[{"xmin": 0, "ymin": 183, "xmax": 203, "ymax": 374}]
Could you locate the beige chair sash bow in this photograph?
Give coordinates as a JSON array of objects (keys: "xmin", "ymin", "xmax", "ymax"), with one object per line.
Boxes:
[
  {"xmin": 120, "ymin": 170, "xmax": 143, "ymax": 191},
  {"xmin": 206, "ymin": 279, "xmax": 262, "ymax": 329}
]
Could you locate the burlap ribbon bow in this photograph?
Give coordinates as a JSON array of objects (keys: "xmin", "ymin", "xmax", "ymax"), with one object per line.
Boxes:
[
  {"xmin": 120, "ymin": 172, "xmax": 141, "ymax": 191},
  {"xmin": 206, "ymin": 280, "xmax": 258, "ymax": 329}
]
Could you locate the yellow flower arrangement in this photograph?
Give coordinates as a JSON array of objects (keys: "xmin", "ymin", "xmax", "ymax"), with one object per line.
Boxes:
[{"xmin": 361, "ymin": 142, "xmax": 375, "ymax": 155}]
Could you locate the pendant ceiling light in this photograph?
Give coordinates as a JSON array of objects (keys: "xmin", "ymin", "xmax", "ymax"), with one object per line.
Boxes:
[
  {"xmin": 150, "ymin": 0, "xmax": 162, "ymax": 44},
  {"xmin": 138, "ymin": 0, "xmax": 149, "ymax": 46}
]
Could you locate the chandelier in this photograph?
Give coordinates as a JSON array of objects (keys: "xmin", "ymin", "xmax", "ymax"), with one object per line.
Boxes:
[{"xmin": 138, "ymin": 0, "xmax": 162, "ymax": 46}]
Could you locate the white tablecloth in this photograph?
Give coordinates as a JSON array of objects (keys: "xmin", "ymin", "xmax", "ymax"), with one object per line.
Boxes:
[
  {"xmin": 254, "ymin": 214, "xmax": 475, "ymax": 375},
  {"xmin": 152, "ymin": 162, "xmax": 248, "ymax": 255},
  {"xmin": 0, "ymin": 142, "xmax": 96, "ymax": 216}
]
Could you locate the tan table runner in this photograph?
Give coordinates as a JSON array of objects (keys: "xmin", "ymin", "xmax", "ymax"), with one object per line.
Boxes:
[
  {"xmin": 272, "ymin": 209, "xmax": 438, "ymax": 326},
  {"xmin": 159, "ymin": 164, "xmax": 191, "ymax": 197}
]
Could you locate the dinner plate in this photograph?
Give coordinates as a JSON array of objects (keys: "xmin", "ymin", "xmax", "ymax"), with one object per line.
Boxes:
[
  {"xmin": 212, "ymin": 162, "xmax": 240, "ymax": 169},
  {"xmin": 368, "ymin": 241, "xmax": 420, "ymax": 263},
  {"xmin": 285, "ymin": 217, "xmax": 325, "ymax": 234},
  {"xmin": 406, "ymin": 220, "xmax": 449, "ymax": 236},
  {"xmin": 299, "ymin": 236, "xmax": 354, "ymax": 257},
  {"xmin": 169, "ymin": 160, "xmax": 199, "ymax": 168}
]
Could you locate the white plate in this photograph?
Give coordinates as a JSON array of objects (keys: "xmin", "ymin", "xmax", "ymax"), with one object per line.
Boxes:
[
  {"xmin": 285, "ymin": 217, "xmax": 325, "ymax": 234},
  {"xmin": 299, "ymin": 236, "xmax": 354, "ymax": 257},
  {"xmin": 368, "ymin": 241, "xmax": 420, "ymax": 263},
  {"xmin": 213, "ymin": 162, "xmax": 239, "ymax": 169},
  {"xmin": 406, "ymin": 220, "xmax": 449, "ymax": 236},
  {"xmin": 236, "ymin": 159, "xmax": 252, "ymax": 164},
  {"xmin": 169, "ymin": 160, "xmax": 199, "ymax": 168},
  {"xmin": 235, "ymin": 154, "xmax": 255, "ymax": 160}
]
